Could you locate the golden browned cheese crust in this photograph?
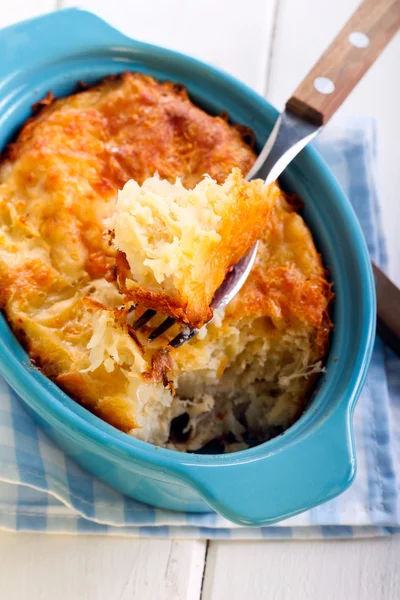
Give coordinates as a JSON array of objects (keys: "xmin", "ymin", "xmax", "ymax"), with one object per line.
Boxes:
[
  {"xmin": 113, "ymin": 170, "xmax": 276, "ymax": 328},
  {"xmin": 0, "ymin": 72, "xmax": 332, "ymax": 446},
  {"xmin": 226, "ymin": 187, "xmax": 332, "ymax": 351}
]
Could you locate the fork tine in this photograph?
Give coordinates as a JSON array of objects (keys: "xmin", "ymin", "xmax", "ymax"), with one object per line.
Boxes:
[
  {"xmin": 132, "ymin": 309, "xmax": 156, "ymax": 330},
  {"xmin": 148, "ymin": 316, "xmax": 176, "ymax": 342},
  {"xmin": 168, "ymin": 326, "xmax": 197, "ymax": 349}
]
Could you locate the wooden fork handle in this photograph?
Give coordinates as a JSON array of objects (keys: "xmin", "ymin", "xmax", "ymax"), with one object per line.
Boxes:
[
  {"xmin": 286, "ymin": 0, "xmax": 400, "ymax": 125},
  {"xmin": 373, "ymin": 263, "xmax": 400, "ymax": 355}
]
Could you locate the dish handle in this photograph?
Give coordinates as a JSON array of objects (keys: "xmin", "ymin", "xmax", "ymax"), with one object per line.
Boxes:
[
  {"xmin": 0, "ymin": 8, "xmax": 143, "ymax": 73},
  {"xmin": 179, "ymin": 405, "xmax": 355, "ymax": 526}
]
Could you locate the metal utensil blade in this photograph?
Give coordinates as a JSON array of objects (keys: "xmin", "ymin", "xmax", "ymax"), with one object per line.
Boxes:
[
  {"xmin": 168, "ymin": 110, "xmax": 321, "ymax": 349},
  {"xmin": 246, "ymin": 110, "xmax": 321, "ymax": 185},
  {"xmin": 167, "ymin": 245, "xmax": 260, "ymax": 349}
]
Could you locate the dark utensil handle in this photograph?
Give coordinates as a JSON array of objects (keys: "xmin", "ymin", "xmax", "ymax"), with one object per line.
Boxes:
[{"xmin": 373, "ymin": 262, "xmax": 400, "ymax": 354}]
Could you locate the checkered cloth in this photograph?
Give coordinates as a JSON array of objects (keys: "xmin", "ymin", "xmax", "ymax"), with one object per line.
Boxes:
[{"xmin": 0, "ymin": 117, "xmax": 399, "ymax": 538}]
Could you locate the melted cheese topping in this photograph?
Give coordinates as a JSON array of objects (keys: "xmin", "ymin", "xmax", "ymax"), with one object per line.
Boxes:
[{"xmin": 0, "ymin": 72, "xmax": 332, "ymax": 451}]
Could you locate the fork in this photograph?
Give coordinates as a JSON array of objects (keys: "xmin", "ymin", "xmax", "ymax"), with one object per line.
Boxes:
[{"xmin": 132, "ymin": 0, "xmax": 400, "ymax": 350}]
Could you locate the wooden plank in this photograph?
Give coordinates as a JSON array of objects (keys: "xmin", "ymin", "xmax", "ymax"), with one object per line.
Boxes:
[
  {"xmin": 203, "ymin": 536, "xmax": 400, "ymax": 600},
  {"xmin": 0, "ymin": 0, "xmax": 56, "ymax": 28},
  {"xmin": 202, "ymin": 4, "xmax": 400, "ymax": 599},
  {"xmin": 0, "ymin": 3, "xmax": 207, "ymax": 599},
  {"xmin": 0, "ymin": 532, "xmax": 206, "ymax": 600},
  {"xmin": 266, "ymin": 0, "xmax": 400, "ymax": 285},
  {"xmin": 61, "ymin": 0, "xmax": 279, "ymax": 94}
]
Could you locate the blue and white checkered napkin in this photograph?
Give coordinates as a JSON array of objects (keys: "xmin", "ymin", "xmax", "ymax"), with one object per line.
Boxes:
[{"xmin": 0, "ymin": 117, "xmax": 399, "ymax": 539}]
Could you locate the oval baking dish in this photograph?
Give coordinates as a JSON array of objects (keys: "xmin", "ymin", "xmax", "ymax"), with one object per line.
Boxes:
[{"xmin": 0, "ymin": 9, "xmax": 376, "ymax": 526}]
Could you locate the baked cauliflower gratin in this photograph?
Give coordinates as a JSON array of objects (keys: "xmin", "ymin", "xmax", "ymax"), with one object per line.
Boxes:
[
  {"xmin": 0, "ymin": 72, "xmax": 332, "ymax": 453},
  {"xmin": 111, "ymin": 169, "xmax": 274, "ymax": 328}
]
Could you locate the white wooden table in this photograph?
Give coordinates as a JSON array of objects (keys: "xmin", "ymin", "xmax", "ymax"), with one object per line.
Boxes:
[{"xmin": 1, "ymin": 1, "xmax": 399, "ymax": 598}]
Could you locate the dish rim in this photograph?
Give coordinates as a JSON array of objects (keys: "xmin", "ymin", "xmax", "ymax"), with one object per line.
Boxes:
[{"xmin": 0, "ymin": 8, "xmax": 376, "ymax": 476}]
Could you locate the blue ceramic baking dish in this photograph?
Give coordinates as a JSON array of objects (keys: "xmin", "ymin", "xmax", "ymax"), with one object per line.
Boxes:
[{"xmin": 0, "ymin": 9, "xmax": 376, "ymax": 526}]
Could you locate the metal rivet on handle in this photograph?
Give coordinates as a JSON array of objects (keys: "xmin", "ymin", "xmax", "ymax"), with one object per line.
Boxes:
[
  {"xmin": 313, "ymin": 77, "xmax": 335, "ymax": 95},
  {"xmin": 349, "ymin": 32, "xmax": 370, "ymax": 48}
]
